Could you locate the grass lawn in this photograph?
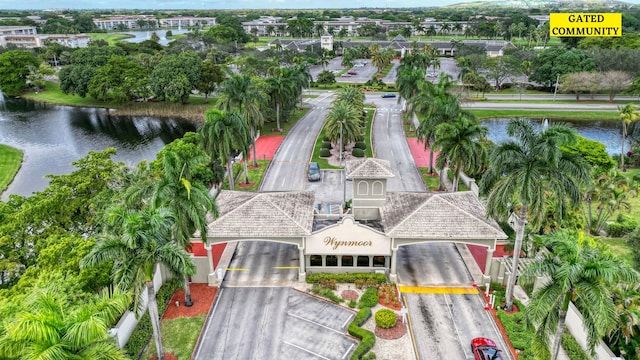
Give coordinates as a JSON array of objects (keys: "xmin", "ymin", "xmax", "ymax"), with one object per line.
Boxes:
[
  {"xmin": 225, "ymin": 160, "xmax": 270, "ymax": 192},
  {"xmin": 0, "ymin": 144, "xmax": 23, "ymax": 193},
  {"xmin": 600, "ymin": 237, "xmax": 634, "ymax": 266},
  {"xmin": 262, "ymin": 107, "xmax": 309, "ymax": 136},
  {"xmin": 469, "ymin": 109, "xmax": 619, "ymax": 121},
  {"xmin": 22, "ymin": 81, "xmax": 123, "ymax": 108},
  {"xmin": 87, "ymin": 32, "xmax": 133, "ymax": 45},
  {"xmin": 421, "ymin": 169, "xmax": 440, "ymax": 191},
  {"xmin": 142, "ymin": 314, "xmax": 206, "ymax": 359}
]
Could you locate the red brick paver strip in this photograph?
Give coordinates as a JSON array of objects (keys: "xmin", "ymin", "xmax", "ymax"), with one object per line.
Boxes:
[
  {"xmin": 406, "ymin": 138, "xmax": 439, "ymax": 168},
  {"xmin": 247, "ymin": 136, "xmax": 284, "ymax": 161}
]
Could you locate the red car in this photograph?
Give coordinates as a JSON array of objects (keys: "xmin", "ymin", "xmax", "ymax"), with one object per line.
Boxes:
[
  {"xmin": 471, "ymin": 338, "xmax": 503, "ymax": 360},
  {"xmin": 347, "ymin": 70, "xmax": 358, "ymax": 75}
]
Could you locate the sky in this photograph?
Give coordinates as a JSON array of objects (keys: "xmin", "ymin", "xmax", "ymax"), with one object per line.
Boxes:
[{"xmin": 2, "ymin": 0, "xmax": 638, "ymax": 11}]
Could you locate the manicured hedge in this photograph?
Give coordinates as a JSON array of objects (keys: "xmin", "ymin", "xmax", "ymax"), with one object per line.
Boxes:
[
  {"xmin": 358, "ymin": 287, "xmax": 379, "ymax": 308},
  {"xmin": 606, "ymin": 214, "xmax": 638, "ymax": 237},
  {"xmin": 125, "ymin": 279, "xmax": 181, "ymax": 358},
  {"xmin": 321, "ymin": 141, "xmax": 332, "ymax": 149},
  {"xmin": 306, "ymin": 273, "xmax": 387, "ymax": 284},
  {"xmin": 352, "ymin": 148, "xmax": 365, "ymax": 157},
  {"xmin": 375, "ymin": 309, "xmax": 397, "ymax": 329},
  {"xmin": 311, "ymin": 285, "xmax": 344, "ymax": 304},
  {"xmin": 562, "ymin": 330, "xmax": 590, "ymax": 360},
  {"xmin": 348, "ymin": 308, "xmax": 375, "ymax": 360},
  {"xmin": 355, "ymin": 141, "xmax": 367, "ymax": 150},
  {"xmin": 320, "ymin": 148, "xmax": 331, "ymax": 157}
]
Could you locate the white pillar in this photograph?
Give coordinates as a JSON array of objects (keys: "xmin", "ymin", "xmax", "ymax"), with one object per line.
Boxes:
[
  {"xmin": 298, "ymin": 245, "xmax": 306, "ymax": 282},
  {"xmin": 389, "ymin": 247, "xmax": 398, "ymax": 283},
  {"xmin": 204, "ymin": 243, "xmax": 214, "ymax": 273},
  {"xmin": 483, "ymin": 248, "xmax": 494, "ymax": 284}
]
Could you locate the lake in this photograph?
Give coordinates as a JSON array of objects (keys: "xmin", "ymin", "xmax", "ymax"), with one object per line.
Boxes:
[{"xmin": 0, "ymin": 96, "xmax": 196, "ymax": 199}]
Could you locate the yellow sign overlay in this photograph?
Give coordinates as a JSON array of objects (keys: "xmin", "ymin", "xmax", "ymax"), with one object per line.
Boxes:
[{"xmin": 550, "ymin": 13, "xmax": 621, "ymax": 37}]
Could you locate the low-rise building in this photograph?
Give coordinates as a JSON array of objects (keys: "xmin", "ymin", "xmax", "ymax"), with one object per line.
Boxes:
[
  {"xmin": 0, "ymin": 34, "xmax": 42, "ymax": 48},
  {"xmin": 159, "ymin": 16, "xmax": 216, "ymax": 28},
  {"xmin": 41, "ymin": 34, "xmax": 91, "ymax": 48},
  {"xmin": 93, "ymin": 15, "xmax": 157, "ymax": 30},
  {"xmin": 0, "ymin": 26, "xmax": 37, "ymax": 36}
]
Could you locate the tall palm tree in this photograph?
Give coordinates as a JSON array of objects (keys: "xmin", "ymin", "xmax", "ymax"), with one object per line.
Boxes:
[
  {"xmin": 522, "ymin": 231, "xmax": 639, "ymax": 360},
  {"xmin": 82, "ymin": 206, "xmax": 195, "ymax": 360},
  {"xmin": 480, "ymin": 119, "xmax": 589, "ymax": 311},
  {"xmin": 266, "ymin": 74, "xmax": 294, "ymax": 132},
  {"xmin": 324, "ymin": 101, "xmax": 361, "ymax": 164},
  {"xmin": 618, "ymin": 103, "xmax": 639, "ymax": 171},
  {"xmin": 199, "ymin": 109, "xmax": 251, "ymax": 191},
  {"xmin": 217, "ymin": 74, "xmax": 267, "ymax": 168},
  {"xmin": 289, "ymin": 64, "xmax": 312, "ymax": 109},
  {"xmin": 411, "ymin": 74, "xmax": 460, "ymax": 176},
  {"xmin": 152, "ymin": 150, "xmax": 216, "ymax": 306},
  {"xmin": 396, "ymin": 67, "xmax": 425, "ymax": 104},
  {"xmin": 0, "ymin": 288, "xmax": 130, "ymax": 360},
  {"xmin": 433, "ymin": 113, "xmax": 487, "ymax": 191}
]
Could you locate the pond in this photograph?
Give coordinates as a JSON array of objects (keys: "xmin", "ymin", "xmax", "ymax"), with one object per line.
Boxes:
[
  {"xmin": 0, "ymin": 96, "xmax": 196, "ymax": 199},
  {"xmin": 481, "ymin": 118, "xmax": 631, "ymax": 155}
]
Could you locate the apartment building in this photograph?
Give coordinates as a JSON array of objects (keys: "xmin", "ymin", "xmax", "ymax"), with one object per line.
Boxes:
[
  {"xmin": 159, "ymin": 16, "xmax": 216, "ymax": 28},
  {"xmin": 92, "ymin": 15, "xmax": 157, "ymax": 30},
  {"xmin": 0, "ymin": 26, "xmax": 38, "ymax": 36}
]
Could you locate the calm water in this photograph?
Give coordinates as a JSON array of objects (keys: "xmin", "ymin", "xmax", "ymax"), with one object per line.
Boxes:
[
  {"xmin": 118, "ymin": 29, "xmax": 189, "ymax": 46},
  {"xmin": 480, "ymin": 118, "xmax": 631, "ymax": 155},
  {"xmin": 0, "ymin": 96, "xmax": 196, "ymax": 198}
]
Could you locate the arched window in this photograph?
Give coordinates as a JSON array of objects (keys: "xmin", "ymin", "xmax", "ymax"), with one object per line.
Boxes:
[
  {"xmin": 357, "ymin": 181, "xmax": 369, "ymax": 195},
  {"xmin": 372, "ymin": 180, "xmax": 384, "ymax": 195}
]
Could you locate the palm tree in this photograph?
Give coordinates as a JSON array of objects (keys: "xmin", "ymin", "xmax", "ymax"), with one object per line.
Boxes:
[
  {"xmin": 479, "ymin": 119, "xmax": 589, "ymax": 312},
  {"xmin": 82, "ymin": 206, "xmax": 196, "ymax": 360},
  {"xmin": 396, "ymin": 67, "xmax": 425, "ymax": 104},
  {"xmin": 618, "ymin": 103, "xmax": 639, "ymax": 171},
  {"xmin": 324, "ymin": 101, "xmax": 361, "ymax": 164},
  {"xmin": 266, "ymin": 74, "xmax": 294, "ymax": 132},
  {"xmin": 152, "ymin": 150, "xmax": 216, "ymax": 306},
  {"xmin": 522, "ymin": 231, "xmax": 639, "ymax": 360},
  {"xmin": 411, "ymin": 74, "xmax": 460, "ymax": 176},
  {"xmin": 199, "ymin": 109, "xmax": 251, "ymax": 191},
  {"xmin": 433, "ymin": 113, "xmax": 487, "ymax": 191},
  {"xmin": 289, "ymin": 64, "xmax": 312, "ymax": 109},
  {"xmin": 0, "ymin": 288, "xmax": 130, "ymax": 359},
  {"xmin": 217, "ymin": 74, "xmax": 267, "ymax": 168}
]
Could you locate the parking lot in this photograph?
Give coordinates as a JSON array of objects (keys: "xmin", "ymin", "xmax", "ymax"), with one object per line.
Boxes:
[{"xmin": 193, "ymin": 287, "xmax": 357, "ymax": 360}]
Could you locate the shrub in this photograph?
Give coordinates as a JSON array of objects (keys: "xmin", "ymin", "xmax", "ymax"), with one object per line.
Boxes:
[
  {"xmin": 375, "ymin": 309, "xmax": 397, "ymax": 329},
  {"xmin": 306, "ymin": 273, "xmax": 386, "ymax": 285},
  {"xmin": 124, "ymin": 279, "xmax": 181, "ymax": 357},
  {"xmin": 323, "ymin": 135, "xmax": 331, "ymax": 142},
  {"xmin": 355, "ymin": 135, "xmax": 364, "ymax": 142},
  {"xmin": 606, "ymin": 214, "xmax": 638, "ymax": 237},
  {"xmin": 562, "ymin": 330, "xmax": 590, "ymax": 360},
  {"xmin": 311, "ymin": 285, "xmax": 344, "ymax": 304},
  {"xmin": 355, "ymin": 141, "xmax": 367, "ymax": 150},
  {"xmin": 348, "ymin": 299, "xmax": 357, "ymax": 308},
  {"xmin": 362, "ymin": 352, "xmax": 376, "ymax": 360},
  {"xmin": 352, "ymin": 148, "xmax": 365, "ymax": 157},
  {"xmin": 358, "ymin": 287, "xmax": 379, "ymax": 308},
  {"xmin": 319, "ymin": 278, "xmax": 337, "ymax": 290},
  {"xmin": 348, "ymin": 308, "xmax": 375, "ymax": 360},
  {"xmin": 319, "ymin": 148, "xmax": 331, "ymax": 157},
  {"xmin": 321, "ymin": 141, "xmax": 332, "ymax": 149}
]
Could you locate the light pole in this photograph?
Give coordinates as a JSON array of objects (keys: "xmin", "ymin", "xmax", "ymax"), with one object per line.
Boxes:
[
  {"xmin": 339, "ymin": 120, "xmax": 343, "ymax": 166},
  {"xmin": 339, "ymin": 120, "xmax": 346, "ymax": 209}
]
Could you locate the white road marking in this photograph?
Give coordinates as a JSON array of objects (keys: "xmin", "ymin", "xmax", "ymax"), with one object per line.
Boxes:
[
  {"xmin": 283, "ymin": 341, "xmax": 332, "ymax": 360},
  {"xmin": 287, "ymin": 312, "xmax": 345, "ymax": 335}
]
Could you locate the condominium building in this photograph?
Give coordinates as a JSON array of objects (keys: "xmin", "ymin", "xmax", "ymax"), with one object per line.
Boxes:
[
  {"xmin": 159, "ymin": 16, "xmax": 216, "ymax": 28},
  {"xmin": 0, "ymin": 26, "xmax": 37, "ymax": 36},
  {"xmin": 92, "ymin": 15, "xmax": 157, "ymax": 30}
]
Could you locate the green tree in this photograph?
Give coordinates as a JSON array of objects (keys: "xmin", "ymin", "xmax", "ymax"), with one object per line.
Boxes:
[
  {"xmin": 411, "ymin": 74, "xmax": 460, "ymax": 178},
  {"xmin": 480, "ymin": 119, "xmax": 589, "ymax": 311},
  {"xmin": 218, "ymin": 74, "xmax": 267, "ymax": 168},
  {"xmin": 89, "ymin": 55, "xmax": 148, "ymax": 102},
  {"xmin": 316, "ymin": 70, "xmax": 336, "ymax": 86},
  {"xmin": 150, "ymin": 51, "xmax": 202, "ymax": 103},
  {"xmin": 433, "ymin": 113, "xmax": 487, "ymax": 191},
  {"xmin": 196, "ymin": 62, "xmax": 226, "ymax": 102},
  {"xmin": 82, "ymin": 206, "xmax": 195, "ymax": 360},
  {"xmin": 618, "ymin": 103, "xmax": 639, "ymax": 171},
  {"xmin": 324, "ymin": 101, "xmax": 361, "ymax": 164},
  {"xmin": 199, "ymin": 109, "xmax": 251, "ymax": 191},
  {"xmin": 529, "ymin": 48, "xmax": 596, "ymax": 89},
  {"xmin": 0, "ymin": 288, "xmax": 130, "ymax": 359},
  {"xmin": 266, "ymin": 74, "xmax": 294, "ymax": 132},
  {"xmin": 522, "ymin": 231, "xmax": 639, "ymax": 360},
  {"xmin": 0, "ymin": 50, "xmax": 40, "ymax": 96}
]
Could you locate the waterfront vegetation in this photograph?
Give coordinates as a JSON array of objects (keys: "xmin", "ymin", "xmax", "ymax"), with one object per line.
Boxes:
[{"xmin": 0, "ymin": 144, "xmax": 23, "ymax": 193}]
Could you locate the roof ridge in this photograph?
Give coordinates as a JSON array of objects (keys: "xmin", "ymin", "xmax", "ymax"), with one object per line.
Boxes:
[
  {"xmin": 433, "ymin": 193, "xmax": 504, "ymax": 236},
  {"xmin": 263, "ymin": 192, "xmax": 313, "ymax": 235}
]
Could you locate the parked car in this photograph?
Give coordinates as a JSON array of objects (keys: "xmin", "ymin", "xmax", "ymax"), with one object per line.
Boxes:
[
  {"xmin": 347, "ymin": 70, "xmax": 358, "ymax": 75},
  {"xmin": 307, "ymin": 162, "xmax": 321, "ymax": 182},
  {"xmin": 381, "ymin": 93, "xmax": 396, "ymax": 98},
  {"xmin": 341, "ymin": 73, "xmax": 352, "ymax": 77},
  {"xmin": 471, "ymin": 338, "xmax": 503, "ymax": 360},
  {"xmin": 427, "ymin": 72, "xmax": 438, "ymax": 78}
]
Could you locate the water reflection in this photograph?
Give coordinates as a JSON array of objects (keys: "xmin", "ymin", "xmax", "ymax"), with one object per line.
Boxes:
[
  {"xmin": 118, "ymin": 29, "xmax": 189, "ymax": 46},
  {"xmin": 481, "ymin": 118, "xmax": 630, "ymax": 155},
  {"xmin": 0, "ymin": 96, "xmax": 196, "ymax": 198}
]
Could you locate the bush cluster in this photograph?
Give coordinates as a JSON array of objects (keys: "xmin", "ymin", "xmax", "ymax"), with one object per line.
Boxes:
[
  {"xmin": 358, "ymin": 287, "xmax": 379, "ymax": 308},
  {"xmin": 352, "ymin": 148, "xmax": 365, "ymax": 157},
  {"xmin": 496, "ymin": 311, "xmax": 535, "ymax": 359},
  {"xmin": 374, "ymin": 309, "xmax": 397, "ymax": 329},
  {"xmin": 306, "ymin": 273, "xmax": 386, "ymax": 285},
  {"xmin": 318, "ymin": 278, "xmax": 337, "ymax": 290},
  {"xmin": 606, "ymin": 214, "xmax": 638, "ymax": 237},
  {"xmin": 355, "ymin": 141, "xmax": 367, "ymax": 150},
  {"xmin": 562, "ymin": 330, "xmax": 590, "ymax": 360},
  {"xmin": 311, "ymin": 285, "xmax": 344, "ymax": 304},
  {"xmin": 321, "ymin": 141, "xmax": 332, "ymax": 149},
  {"xmin": 319, "ymin": 148, "xmax": 331, "ymax": 157},
  {"xmin": 348, "ymin": 308, "xmax": 375, "ymax": 360},
  {"xmin": 124, "ymin": 279, "xmax": 181, "ymax": 358}
]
